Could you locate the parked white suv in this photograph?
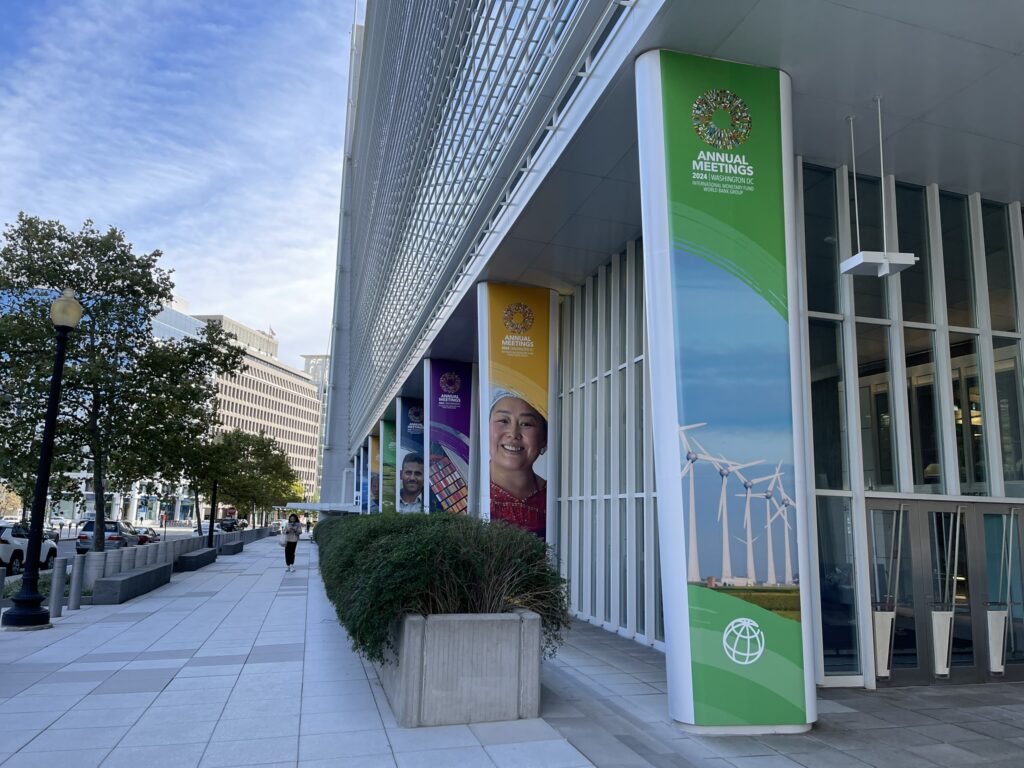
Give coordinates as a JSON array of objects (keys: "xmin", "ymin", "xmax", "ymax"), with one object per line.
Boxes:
[{"xmin": 0, "ymin": 524, "xmax": 58, "ymax": 575}]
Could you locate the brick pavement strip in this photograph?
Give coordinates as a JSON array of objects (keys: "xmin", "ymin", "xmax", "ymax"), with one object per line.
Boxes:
[{"xmin": 2, "ymin": 539, "xmax": 1024, "ymax": 767}]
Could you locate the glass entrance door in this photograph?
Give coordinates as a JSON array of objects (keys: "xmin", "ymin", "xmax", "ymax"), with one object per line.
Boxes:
[{"xmin": 867, "ymin": 501, "xmax": 1024, "ymax": 685}]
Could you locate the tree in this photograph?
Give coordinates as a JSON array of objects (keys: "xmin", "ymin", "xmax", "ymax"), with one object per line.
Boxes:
[
  {"xmin": 0, "ymin": 214, "xmax": 245, "ymax": 550},
  {"xmin": 197, "ymin": 430, "xmax": 302, "ymax": 524}
]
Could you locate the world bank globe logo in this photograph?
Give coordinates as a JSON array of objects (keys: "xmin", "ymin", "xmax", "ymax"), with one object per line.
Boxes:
[{"xmin": 722, "ymin": 617, "xmax": 765, "ymax": 665}]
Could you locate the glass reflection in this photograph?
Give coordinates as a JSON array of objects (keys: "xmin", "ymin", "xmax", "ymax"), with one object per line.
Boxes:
[
  {"xmin": 950, "ymin": 333, "xmax": 987, "ymax": 494},
  {"xmin": 983, "ymin": 512, "xmax": 1024, "ymax": 669},
  {"xmin": 817, "ymin": 497, "xmax": 860, "ymax": 674},
  {"xmin": 857, "ymin": 323, "xmax": 896, "ymax": 491},
  {"xmin": 983, "ymin": 201, "xmax": 1016, "ymax": 333},
  {"xmin": 940, "ymin": 193, "xmax": 974, "ymax": 328},
  {"xmin": 804, "ymin": 165, "xmax": 839, "ymax": 313},
  {"xmin": 896, "ymin": 184, "xmax": 931, "ymax": 323},
  {"xmin": 849, "ymin": 175, "xmax": 887, "ymax": 319},
  {"xmin": 905, "ymin": 329, "xmax": 943, "ymax": 493},
  {"xmin": 993, "ymin": 337, "xmax": 1024, "ymax": 497},
  {"xmin": 929, "ymin": 508, "xmax": 974, "ymax": 669},
  {"xmin": 809, "ymin": 319, "xmax": 847, "ymax": 489}
]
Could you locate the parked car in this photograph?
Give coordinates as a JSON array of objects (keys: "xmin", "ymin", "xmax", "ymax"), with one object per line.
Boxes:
[
  {"xmin": 269, "ymin": 522, "xmax": 281, "ymax": 535},
  {"xmin": 0, "ymin": 524, "xmax": 58, "ymax": 575},
  {"xmin": 75, "ymin": 521, "xmax": 141, "ymax": 554},
  {"xmin": 194, "ymin": 522, "xmax": 223, "ymax": 535},
  {"xmin": 135, "ymin": 526, "xmax": 161, "ymax": 543},
  {"xmin": 217, "ymin": 518, "xmax": 239, "ymax": 532},
  {"xmin": 43, "ymin": 525, "xmax": 60, "ymax": 543}
]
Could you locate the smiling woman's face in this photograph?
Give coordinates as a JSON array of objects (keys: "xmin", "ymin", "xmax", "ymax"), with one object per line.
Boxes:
[{"xmin": 489, "ymin": 397, "xmax": 546, "ymax": 474}]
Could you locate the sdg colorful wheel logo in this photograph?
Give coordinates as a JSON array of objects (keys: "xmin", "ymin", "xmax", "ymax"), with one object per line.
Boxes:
[
  {"xmin": 692, "ymin": 89, "xmax": 752, "ymax": 150},
  {"xmin": 722, "ymin": 617, "xmax": 766, "ymax": 665}
]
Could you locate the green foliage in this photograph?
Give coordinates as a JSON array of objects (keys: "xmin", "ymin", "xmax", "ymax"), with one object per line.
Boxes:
[
  {"xmin": 0, "ymin": 214, "xmax": 245, "ymax": 549},
  {"xmin": 203, "ymin": 429, "xmax": 302, "ymax": 514},
  {"xmin": 316, "ymin": 514, "xmax": 571, "ymax": 664}
]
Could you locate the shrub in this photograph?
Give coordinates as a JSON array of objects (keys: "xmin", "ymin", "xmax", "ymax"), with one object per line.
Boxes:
[{"xmin": 316, "ymin": 513, "xmax": 570, "ymax": 664}]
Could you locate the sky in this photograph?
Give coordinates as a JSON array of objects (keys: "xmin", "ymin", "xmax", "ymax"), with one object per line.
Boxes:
[{"xmin": 0, "ymin": 0, "xmax": 355, "ymax": 368}]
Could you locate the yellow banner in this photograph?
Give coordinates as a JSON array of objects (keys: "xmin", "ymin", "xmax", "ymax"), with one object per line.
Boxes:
[{"xmin": 486, "ymin": 283, "xmax": 550, "ymax": 420}]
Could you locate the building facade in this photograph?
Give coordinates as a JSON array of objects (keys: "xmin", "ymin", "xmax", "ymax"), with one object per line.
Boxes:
[
  {"xmin": 197, "ymin": 316, "xmax": 322, "ymax": 499},
  {"xmin": 302, "ymin": 354, "xmax": 330, "ymax": 499},
  {"xmin": 323, "ymin": 0, "xmax": 1024, "ymax": 729}
]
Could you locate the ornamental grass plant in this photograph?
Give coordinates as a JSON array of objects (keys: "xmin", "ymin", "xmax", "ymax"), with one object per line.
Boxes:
[{"xmin": 314, "ymin": 513, "xmax": 570, "ymax": 664}]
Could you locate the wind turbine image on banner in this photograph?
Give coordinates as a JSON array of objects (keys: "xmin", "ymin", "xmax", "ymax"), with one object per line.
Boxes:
[
  {"xmin": 771, "ymin": 486, "xmax": 797, "ymax": 586},
  {"xmin": 734, "ymin": 468, "xmax": 774, "ymax": 584},
  {"xmin": 762, "ymin": 463, "xmax": 783, "ymax": 585},
  {"xmin": 679, "ymin": 423, "xmax": 707, "ymax": 583},
  {"xmin": 692, "ymin": 437, "xmax": 762, "ymax": 584}
]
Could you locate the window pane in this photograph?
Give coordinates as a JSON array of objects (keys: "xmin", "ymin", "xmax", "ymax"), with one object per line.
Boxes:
[
  {"xmin": 993, "ymin": 337, "xmax": 1024, "ymax": 497},
  {"xmin": 896, "ymin": 184, "xmax": 931, "ymax": 323},
  {"xmin": 940, "ymin": 193, "xmax": 975, "ymax": 327},
  {"xmin": 636, "ymin": 499, "xmax": 645, "ymax": 632},
  {"xmin": 905, "ymin": 329, "xmax": 943, "ymax": 492},
  {"xmin": 849, "ymin": 175, "xmax": 887, "ymax": 319},
  {"xmin": 816, "ymin": 497, "xmax": 860, "ymax": 675},
  {"xmin": 983, "ymin": 201, "xmax": 1016, "ymax": 333},
  {"xmin": 619, "ymin": 499, "xmax": 627, "ymax": 629},
  {"xmin": 803, "ymin": 165, "xmax": 839, "ymax": 313},
  {"xmin": 808, "ymin": 319, "xmax": 848, "ymax": 489},
  {"xmin": 950, "ymin": 332, "xmax": 987, "ymax": 494},
  {"xmin": 857, "ymin": 323, "xmax": 896, "ymax": 490}
]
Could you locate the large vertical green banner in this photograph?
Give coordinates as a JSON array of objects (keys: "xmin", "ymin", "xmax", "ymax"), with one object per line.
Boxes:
[
  {"xmin": 381, "ymin": 420, "xmax": 396, "ymax": 515},
  {"xmin": 636, "ymin": 50, "xmax": 813, "ymax": 729}
]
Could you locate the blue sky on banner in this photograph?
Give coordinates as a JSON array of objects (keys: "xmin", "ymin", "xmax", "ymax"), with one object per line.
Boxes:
[{"xmin": 0, "ymin": 0, "xmax": 355, "ymax": 367}]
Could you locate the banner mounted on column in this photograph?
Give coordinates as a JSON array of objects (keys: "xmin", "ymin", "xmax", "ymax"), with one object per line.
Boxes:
[
  {"xmin": 424, "ymin": 359, "xmax": 473, "ymax": 515},
  {"xmin": 477, "ymin": 283, "xmax": 557, "ymax": 538},
  {"xmin": 380, "ymin": 420, "xmax": 396, "ymax": 514},
  {"xmin": 636, "ymin": 50, "xmax": 813, "ymax": 729},
  {"xmin": 368, "ymin": 436, "xmax": 381, "ymax": 513},
  {"xmin": 396, "ymin": 397, "xmax": 425, "ymax": 513},
  {"xmin": 364, "ymin": 442, "xmax": 372, "ymax": 514}
]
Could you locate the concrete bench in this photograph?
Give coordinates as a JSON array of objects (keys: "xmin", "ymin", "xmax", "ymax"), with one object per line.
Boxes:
[
  {"xmin": 93, "ymin": 562, "xmax": 173, "ymax": 605},
  {"xmin": 218, "ymin": 540, "xmax": 244, "ymax": 556},
  {"xmin": 174, "ymin": 547, "xmax": 217, "ymax": 572}
]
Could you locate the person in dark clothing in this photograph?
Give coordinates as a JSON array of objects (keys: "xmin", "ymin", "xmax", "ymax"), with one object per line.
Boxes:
[{"xmin": 284, "ymin": 514, "xmax": 302, "ymax": 572}]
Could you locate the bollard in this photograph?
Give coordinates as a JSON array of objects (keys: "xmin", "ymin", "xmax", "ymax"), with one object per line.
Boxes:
[
  {"xmin": 50, "ymin": 558, "xmax": 68, "ymax": 618},
  {"xmin": 144, "ymin": 544, "xmax": 156, "ymax": 566},
  {"xmin": 121, "ymin": 547, "xmax": 137, "ymax": 571},
  {"xmin": 136, "ymin": 545, "xmax": 148, "ymax": 567},
  {"xmin": 103, "ymin": 548, "xmax": 123, "ymax": 577},
  {"xmin": 159, "ymin": 541, "xmax": 169, "ymax": 564},
  {"xmin": 68, "ymin": 554, "xmax": 85, "ymax": 610},
  {"xmin": 83, "ymin": 551, "xmax": 105, "ymax": 591}
]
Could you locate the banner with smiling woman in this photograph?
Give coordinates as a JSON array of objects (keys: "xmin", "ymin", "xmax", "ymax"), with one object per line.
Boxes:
[{"xmin": 477, "ymin": 283, "xmax": 557, "ymax": 539}]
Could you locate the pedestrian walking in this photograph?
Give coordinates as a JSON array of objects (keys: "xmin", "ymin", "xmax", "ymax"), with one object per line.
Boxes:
[{"xmin": 284, "ymin": 513, "xmax": 302, "ymax": 572}]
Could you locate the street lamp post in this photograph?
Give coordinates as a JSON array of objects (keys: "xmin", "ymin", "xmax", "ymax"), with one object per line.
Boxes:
[{"xmin": 3, "ymin": 290, "xmax": 83, "ymax": 629}]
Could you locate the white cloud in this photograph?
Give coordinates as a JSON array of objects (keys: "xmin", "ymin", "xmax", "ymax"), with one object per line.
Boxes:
[{"xmin": 0, "ymin": 0, "xmax": 354, "ymax": 367}]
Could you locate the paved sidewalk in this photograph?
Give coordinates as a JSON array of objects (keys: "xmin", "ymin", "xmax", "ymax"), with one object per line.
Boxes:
[{"xmin": 3, "ymin": 539, "xmax": 1024, "ymax": 767}]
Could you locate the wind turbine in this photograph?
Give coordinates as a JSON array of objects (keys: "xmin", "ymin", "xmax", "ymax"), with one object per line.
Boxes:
[
  {"xmin": 679, "ymin": 423, "xmax": 707, "ymax": 583},
  {"xmin": 761, "ymin": 464, "xmax": 783, "ymax": 585},
  {"xmin": 771, "ymin": 489, "xmax": 796, "ymax": 586},
  {"xmin": 693, "ymin": 437, "xmax": 762, "ymax": 585},
  {"xmin": 734, "ymin": 468, "xmax": 774, "ymax": 584}
]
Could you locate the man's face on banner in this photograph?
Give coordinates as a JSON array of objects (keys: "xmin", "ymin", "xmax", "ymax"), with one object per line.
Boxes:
[{"xmin": 401, "ymin": 461, "xmax": 424, "ymax": 498}]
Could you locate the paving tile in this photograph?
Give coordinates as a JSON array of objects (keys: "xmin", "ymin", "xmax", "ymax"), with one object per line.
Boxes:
[
  {"xmin": 300, "ymin": 709, "xmax": 383, "ymax": 735},
  {"xmin": 297, "ymin": 757, "xmax": 397, "ymax": 767},
  {"xmin": 1, "ymin": 748, "xmax": 110, "ymax": 767},
  {"xmin": 395, "ymin": 746, "xmax": 496, "ymax": 768},
  {"xmin": 21, "ymin": 725, "xmax": 128, "ymax": 751},
  {"xmin": 50, "ymin": 707, "xmax": 141, "ymax": 729},
  {"xmin": 906, "ymin": 742, "xmax": 989, "ymax": 766},
  {"xmin": 386, "ymin": 725, "xmax": 479, "ymax": 753},
  {"xmin": 470, "ymin": 719, "xmax": 563, "ymax": 746},
  {"xmin": 92, "ymin": 669, "xmax": 176, "ymax": 694},
  {"xmin": 297, "ymin": 727, "xmax": 391, "ymax": 762},
  {"xmin": 729, "ymin": 757, "xmax": 806, "ymax": 768},
  {"xmin": 72, "ymin": 691, "xmax": 159, "ymax": 711},
  {"xmin": 910, "ymin": 724, "xmax": 990, "ymax": 743},
  {"xmin": 485, "ymin": 739, "xmax": 592, "ymax": 768},
  {"xmin": 101, "ymin": 743, "xmax": 208, "ymax": 768},
  {"xmin": 185, "ymin": 654, "xmax": 249, "ymax": 667},
  {"xmin": 119, "ymin": 719, "xmax": 215, "ymax": 746},
  {"xmin": 199, "ymin": 735, "xmax": 299, "ymax": 767}
]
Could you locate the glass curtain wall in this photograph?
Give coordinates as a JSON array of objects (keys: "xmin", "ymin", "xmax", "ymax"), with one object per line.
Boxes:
[
  {"xmin": 557, "ymin": 241, "xmax": 662, "ymax": 644},
  {"xmin": 803, "ymin": 161, "xmax": 1024, "ymax": 679}
]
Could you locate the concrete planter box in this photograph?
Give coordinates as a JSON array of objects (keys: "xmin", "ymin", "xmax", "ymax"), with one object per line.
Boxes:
[{"xmin": 375, "ymin": 611, "xmax": 541, "ymax": 728}]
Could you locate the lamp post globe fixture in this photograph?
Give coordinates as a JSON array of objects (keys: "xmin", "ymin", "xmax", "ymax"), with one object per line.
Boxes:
[{"xmin": 2, "ymin": 289, "xmax": 82, "ymax": 629}]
